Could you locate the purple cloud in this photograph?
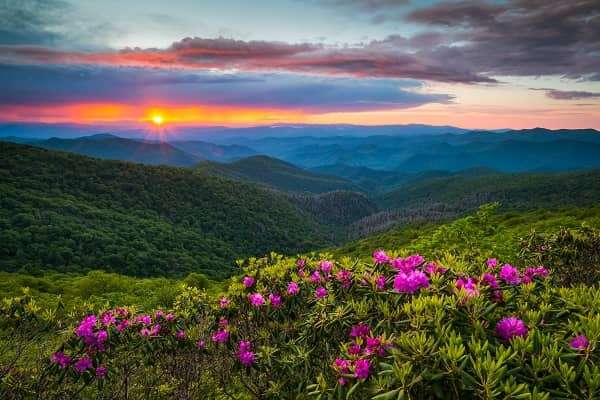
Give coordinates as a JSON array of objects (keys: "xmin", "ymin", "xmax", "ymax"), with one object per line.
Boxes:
[{"xmin": 531, "ymin": 88, "xmax": 600, "ymax": 100}]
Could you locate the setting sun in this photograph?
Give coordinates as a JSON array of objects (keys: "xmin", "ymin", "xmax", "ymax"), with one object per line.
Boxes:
[{"xmin": 151, "ymin": 114, "xmax": 164, "ymax": 125}]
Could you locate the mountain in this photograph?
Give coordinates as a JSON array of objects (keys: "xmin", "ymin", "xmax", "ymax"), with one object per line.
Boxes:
[
  {"xmin": 196, "ymin": 155, "xmax": 358, "ymax": 194},
  {"xmin": 170, "ymin": 140, "xmax": 258, "ymax": 161},
  {"xmin": 0, "ymin": 142, "xmax": 333, "ymax": 278}
]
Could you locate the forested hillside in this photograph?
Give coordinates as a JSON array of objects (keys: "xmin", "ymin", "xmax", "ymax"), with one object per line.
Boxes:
[{"xmin": 0, "ymin": 142, "xmax": 332, "ymax": 278}]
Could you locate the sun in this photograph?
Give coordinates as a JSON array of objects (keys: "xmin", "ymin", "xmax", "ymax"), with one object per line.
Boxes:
[{"xmin": 151, "ymin": 114, "xmax": 165, "ymax": 125}]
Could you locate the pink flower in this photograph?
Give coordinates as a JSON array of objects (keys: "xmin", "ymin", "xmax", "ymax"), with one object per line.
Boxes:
[
  {"xmin": 354, "ymin": 359, "xmax": 370, "ymax": 380},
  {"xmin": 242, "ymin": 276, "xmax": 255, "ymax": 288},
  {"xmin": 176, "ymin": 330, "xmax": 186, "ymax": 340},
  {"xmin": 336, "ymin": 269, "xmax": 352, "ymax": 288},
  {"xmin": 348, "ymin": 344, "xmax": 362, "ymax": 355},
  {"xmin": 570, "ymin": 334, "xmax": 589, "ymax": 350},
  {"xmin": 319, "ymin": 260, "xmax": 333, "ymax": 273},
  {"xmin": 455, "ymin": 278, "xmax": 480, "ymax": 298},
  {"xmin": 197, "ymin": 340, "xmax": 206, "ymax": 349},
  {"xmin": 296, "ymin": 258, "xmax": 306, "ymax": 268},
  {"xmin": 155, "ymin": 310, "xmax": 164, "ymax": 319},
  {"xmin": 136, "ymin": 315, "xmax": 152, "ymax": 325},
  {"xmin": 165, "ymin": 313, "xmax": 175, "ymax": 322},
  {"xmin": 481, "ymin": 273, "xmax": 499, "ymax": 289},
  {"xmin": 524, "ymin": 266, "xmax": 549, "ymax": 280},
  {"xmin": 50, "ymin": 352, "xmax": 71, "ymax": 369},
  {"xmin": 365, "ymin": 337, "xmax": 386, "ymax": 356},
  {"xmin": 74, "ymin": 357, "xmax": 92, "ymax": 374},
  {"xmin": 334, "ymin": 358, "xmax": 351, "ymax": 373},
  {"xmin": 236, "ymin": 341, "xmax": 256, "ymax": 366},
  {"xmin": 487, "ymin": 258, "xmax": 499, "ymax": 269},
  {"xmin": 350, "ymin": 323, "xmax": 370, "ymax": 339},
  {"xmin": 287, "ymin": 281, "xmax": 299, "ymax": 295},
  {"xmin": 393, "ymin": 270, "xmax": 429, "ymax": 294},
  {"xmin": 116, "ymin": 320, "xmax": 129, "ymax": 332},
  {"xmin": 248, "ymin": 293, "xmax": 265, "ymax": 307},
  {"xmin": 101, "ymin": 312, "xmax": 116, "ymax": 326},
  {"xmin": 310, "ymin": 270, "xmax": 322, "ymax": 283},
  {"xmin": 315, "ymin": 286, "xmax": 328, "ymax": 299},
  {"xmin": 75, "ymin": 315, "xmax": 97, "ymax": 337},
  {"xmin": 219, "ymin": 297, "xmax": 231, "ymax": 309},
  {"xmin": 375, "ymin": 275, "xmax": 386, "ymax": 290},
  {"xmin": 212, "ymin": 329, "xmax": 229, "ymax": 343},
  {"xmin": 496, "ymin": 317, "xmax": 528, "ymax": 341},
  {"xmin": 268, "ymin": 293, "xmax": 282, "ymax": 308},
  {"xmin": 372, "ymin": 249, "xmax": 390, "ymax": 265},
  {"xmin": 499, "ymin": 264, "xmax": 521, "ymax": 285},
  {"xmin": 218, "ymin": 317, "xmax": 229, "ymax": 328},
  {"xmin": 338, "ymin": 377, "xmax": 348, "ymax": 386},
  {"xmin": 425, "ymin": 262, "xmax": 447, "ymax": 276},
  {"xmin": 95, "ymin": 365, "xmax": 107, "ymax": 378},
  {"xmin": 96, "ymin": 330, "xmax": 108, "ymax": 343}
]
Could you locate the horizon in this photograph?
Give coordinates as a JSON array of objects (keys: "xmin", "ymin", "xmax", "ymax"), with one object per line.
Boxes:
[{"xmin": 1, "ymin": 0, "xmax": 599, "ymax": 130}]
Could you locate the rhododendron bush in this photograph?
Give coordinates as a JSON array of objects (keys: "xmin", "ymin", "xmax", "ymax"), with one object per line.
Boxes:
[{"xmin": 2, "ymin": 249, "xmax": 600, "ymax": 399}]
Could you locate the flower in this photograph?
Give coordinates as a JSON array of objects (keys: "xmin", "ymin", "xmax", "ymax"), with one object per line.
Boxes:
[
  {"xmin": 365, "ymin": 337, "xmax": 386, "ymax": 356},
  {"xmin": 237, "ymin": 341, "xmax": 256, "ymax": 366},
  {"xmin": 197, "ymin": 339, "xmax": 206, "ymax": 349},
  {"xmin": 319, "ymin": 260, "xmax": 333, "ymax": 273},
  {"xmin": 336, "ymin": 269, "xmax": 352, "ymax": 288},
  {"xmin": 524, "ymin": 266, "xmax": 549, "ymax": 281},
  {"xmin": 176, "ymin": 330, "xmax": 186, "ymax": 340},
  {"xmin": 455, "ymin": 278, "xmax": 480, "ymax": 298},
  {"xmin": 481, "ymin": 273, "xmax": 499, "ymax": 289},
  {"xmin": 96, "ymin": 330, "xmax": 108, "ymax": 343},
  {"xmin": 354, "ymin": 359, "xmax": 370, "ymax": 380},
  {"xmin": 50, "ymin": 352, "xmax": 71, "ymax": 369},
  {"xmin": 315, "ymin": 286, "xmax": 328, "ymax": 299},
  {"xmin": 219, "ymin": 297, "xmax": 231, "ymax": 309},
  {"xmin": 95, "ymin": 365, "xmax": 107, "ymax": 378},
  {"xmin": 136, "ymin": 315, "xmax": 152, "ymax": 325},
  {"xmin": 372, "ymin": 249, "xmax": 390, "ymax": 265},
  {"xmin": 248, "ymin": 293, "xmax": 265, "ymax": 307},
  {"xmin": 338, "ymin": 377, "xmax": 348, "ymax": 386},
  {"xmin": 242, "ymin": 276, "xmax": 255, "ymax": 288},
  {"xmin": 74, "ymin": 357, "xmax": 92, "ymax": 374},
  {"xmin": 350, "ymin": 323, "xmax": 371, "ymax": 339},
  {"xmin": 393, "ymin": 270, "xmax": 429, "ymax": 294},
  {"xmin": 218, "ymin": 317, "xmax": 229, "ymax": 327},
  {"xmin": 334, "ymin": 358, "xmax": 351, "ymax": 373},
  {"xmin": 287, "ymin": 281, "xmax": 299, "ymax": 295},
  {"xmin": 496, "ymin": 317, "xmax": 528, "ymax": 341},
  {"xmin": 116, "ymin": 320, "xmax": 129, "ymax": 332},
  {"xmin": 268, "ymin": 293, "xmax": 282, "ymax": 308},
  {"xmin": 348, "ymin": 344, "xmax": 362, "ymax": 355},
  {"xmin": 310, "ymin": 270, "xmax": 322, "ymax": 283},
  {"xmin": 75, "ymin": 315, "xmax": 97, "ymax": 337},
  {"xmin": 375, "ymin": 275, "xmax": 387, "ymax": 291},
  {"xmin": 487, "ymin": 258, "xmax": 499, "ymax": 269},
  {"xmin": 296, "ymin": 258, "xmax": 306, "ymax": 268},
  {"xmin": 499, "ymin": 264, "xmax": 521, "ymax": 285},
  {"xmin": 165, "ymin": 313, "xmax": 175, "ymax": 322},
  {"xmin": 101, "ymin": 312, "xmax": 116, "ymax": 326},
  {"xmin": 212, "ymin": 329, "xmax": 229, "ymax": 343},
  {"xmin": 570, "ymin": 334, "xmax": 589, "ymax": 350},
  {"xmin": 391, "ymin": 254, "xmax": 425, "ymax": 273},
  {"xmin": 425, "ymin": 262, "xmax": 447, "ymax": 276}
]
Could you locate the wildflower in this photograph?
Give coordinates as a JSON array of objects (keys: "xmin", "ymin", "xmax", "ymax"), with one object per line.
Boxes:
[
  {"xmin": 365, "ymin": 337, "xmax": 385, "ymax": 356},
  {"xmin": 287, "ymin": 281, "xmax": 299, "ymax": 295},
  {"xmin": 455, "ymin": 278, "xmax": 480, "ymax": 298},
  {"xmin": 268, "ymin": 293, "xmax": 282, "ymax": 308},
  {"xmin": 319, "ymin": 260, "xmax": 333, "ymax": 273},
  {"xmin": 336, "ymin": 269, "xmax": 352, "ymax": 288},
  {"xmin": 310, "ymin": 270, "xmax": 322, "ymax": 283},
  {"xmin": 376, "ymin": 275, "xmax": 386, "ymax": 290},
  {"xmin": 334, "ymin": 358, "xmax": 351, "ymax": 373},
  {"xmin": 315, "ymin": 286, "xmax": 328, "ymax": 299},
  {"xmin": 296, "ymin": 258, "xmax": 306, "ymax": 268},
  {"xmin": 524, "ymin": 266, "xmax": 549, "ymax": 281},
  {"xmin": 165, "ymin": 313, "xmax": 175, "ymax": 322},
  {"xmin": 350, "ymin": 323, "xmax": 371, "ymax": 339},
  {"xmin": 338, "ymin": 377, "xmax": 348, "ymax": 386},
  {"xmin": 155, "ymin": 310, "xmax": 164, "ymax": 319},
  {"xmin": 75, "ymin": 315, "xmax": 97, "ymax": 337},
  {"xmin": 348, "ymin": 344, "xmax": 362, "ymax": 355},
  {"xmin": 237, "ymin": 341, "xmax": 256, "ymax": 366},
  {"xmin": 393, "ymin": 270, "xmax": 429, "ymax": 294},
  {"xmin": 391, "ymin": 254, "xmax": 424, "ymax": 273},
  {"xmin": 96, "ymin": 330, "xmax": 108, "ymax": 343},
  {"xmin": 115, "ymin": 307, "xmax": 128, "ymax": 317},
  {"xmin": 116, "ymin": 320, "xmax": 129, "ymax": 332},
  {"xmin": 425, "ymin": 262, "xmax": 447, "ymax": 276},
  {"xmin": 242, "ymin": 276, "xmax": 255, "ymax": 288},
  {"xmin": 491, "ymin": 289, "xmax": 504, "ymax": 303},
  {"xmin": 372, "ymin": 249, "xmax": 390, "ymax": 265},
  {"xmin": 354, "ymin": 359, "xmax": 370, "ymax": 380},
  {"xmin": 481, "ymin": 273, "xmax": 499, "ymax": 289},
  {"xmin": 95, "ymin": 365, "xmax": 107, "ymax": 378},
  {"xmin": 101, "ymin": 312, "xmax": 116, "ymax": 326},
  {"xmin": 499, "ymin": 264, "xmax": 521, "ymax": 285},
  {"xmin": 197, "ymin": 340, "xmax": 206, "ymax": 349},
  {"xmin": 219, "ymin": 297, "xmax": 231, "ymax": 309},
  {"xmin": 487, "ymin": 258, "xmax": 499, "ymax": 269},
  {"xmin": 136, "ymin": 315, "xmax": 152, "ymax": 325},
  {"xmin": 248, "ymin": 293, "xmax": 265, "ymax": 307},
  {"xmin": 570, "ymin": 334, "xmax": 589, "ymax": 350},
  {"xmin": 218, "ymin": 317, "xmax": 229, "ymax": 327},
  {"xmin": 496, "ymin": 317, "xmax": 528, "ymax": 341},
  {"xmin": 74, "ymin": 357, "xmax": 92, "ymax": 374},
  {"xmin": 176, "ymin": 330, "xmax": 186, "ymax": 340},
  {"xmin": 212, "ymin": 329, "xmax": 229, "ymax": 343},
  {"xmin": 50, "ymin": 352, "xmax": 71, "ymax": 369}
]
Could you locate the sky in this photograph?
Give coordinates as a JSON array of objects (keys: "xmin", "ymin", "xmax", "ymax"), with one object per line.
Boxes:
[{"xmin": 0, "ymin": 0, "xmax": 599, "ymax": 129}]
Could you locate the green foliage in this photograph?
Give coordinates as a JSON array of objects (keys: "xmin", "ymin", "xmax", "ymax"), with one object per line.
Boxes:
[{"xmin": 0, "ymin": 142, "xmax": 333, "ymax": 278}]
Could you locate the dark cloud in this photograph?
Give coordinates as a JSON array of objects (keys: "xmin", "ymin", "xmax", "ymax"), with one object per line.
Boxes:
[
  {"xmin": 0, "ymin": 0, "xmax": 68, "ymax": 45},
  {"xmin": 407, "ymin": 0, "xmax": 600, "ymax": 80},
  {"xmin": 531, "ymin": 88, "xmax": 600, "ymax": 100},
  {"xmin": 0, "ymin": 64, "xmax": 451, "ymax": 112}
]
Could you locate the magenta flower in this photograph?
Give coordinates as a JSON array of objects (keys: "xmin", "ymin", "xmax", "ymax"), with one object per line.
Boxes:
[
  {"xmin": 499, "ymin": 264, "xmax": 521, "ymax": 285},
  {"xmin": 524, "ymin": 266, "xmax": 549, "ymax": 281},
  {"xmin": 197, "ymin": 339, "xmax": 206, "ymax": 349},
  {"xmin": 165, "ymin": 313, "xmax": 175, "ymax": 322},
  {"xmin": 570, "ymin": 334, "xmax": 589, "ymax": 350},
  {"xmin": 350, "ymin": 323, "xmax": 371, "ymax": 339},
  {"xmin": 287, "ymin": 281, "xmax": 299, "ymax": 295},
  {"xmin": 74, "ymin": 357, "xmax": 92, "ymax": 374},
  {"xmin": 116, "ymin": 320, "xmax": 129, "ymax": 332},
  {"xmin": 75, "ymin": 315, "xmax": 97, "ymax": 337},
  {"xmin": 365, "ymin": 337, "xmax": 386, "ymax": 356},
  {"xmin": 101, "ymin": 312, "xmax": 116, "ymax": 326},
  {"xmin": 455, "ymin": 278, "xmax": 480, "ymax": 298},
  {"xmin": 372, "ymin": 249, "xmax": 390, "ymax": 265},
  {"xmin": 354, "ymin": 359, "xmax": 370, "ymax": 380},
  {"xmin": 481, "ymin": 273, "xmax": 499, "ymax": 289},
  {"xmin": 496, "ymin": 317, "xmax": 528, "ymax": 341},
  {"xmin": 95, "ymin": 365, "xmax": 107, "ymax": 378},
  {"xmin": 155, "ymin": 310, "xmax": 164, "ymax": 319},
  {"xmin": 296, "ymin": 258, "xmax": 306, "ymax": 268},
  {"xmin": 338, "ymin": 377, "xmax": 348, "ymax": 386},
  {"xmin": 424, "ymin": 262, "xmax": 447, "ymax": 276},
  {"xmin": 268, "ymin": 293, "xmax": 282, "ymax": 308},
  {"xmin": 50, "ymin": 352, "xmax": 71, "ymax": 369},
  {"xmin": 334, "ymin": 358, "xmax": 351, "ymax": 373},
  {"xmin": 212, "ymin": 329, "xmax": 229, "ymax": 343},
  {"xmin": 336, "ymin": 269, "xmax": 352, "ymax": 288},
  {"xmin": 248, "ymin": 292, "xmax": 265, "ymax": 307},
  {"xmin": 319, "ymin": 260, "xmax": 333, "ymax": 273},
  {"xmin": 315, "ymin": 286, "xmax": 328, "ymax": 299},
  {"xmin": 219, "ymin": 297, "xmax": 231, "ymax": 309},
  {"xmin": 176, "ymin": 330, "xmax": 186, "ymax": 340},
  {"xmin": 242, "ymin": 276, "xmax": 255, "ymax": 288},
  {"xmin": 375, "ymin": 275, "xmax": 386, "ymax": 290},
  {"xmin": 218, "ymin": 317, "xmax": 229, "ymax": 328},
  {"xmin": 237, "ymin": 341, "xmax": 256, "ymax": 366},
  {"xmin": 348, "ymin": 344, "xmax": 362, "ymax": 355},
  {"xmin": 310, "ymin": 270, "xmax": 322, "ymax": 283},
  {"xmin": 96, "ymin": 330, "xmax": 108, "ymax": 343},
  {"xmin": 136, "ymin": 315, "xmax": 152, "ymax": 325},
  {"xmin": 393, "ymin": 270, "xmax": 429, "ymax": 294},
  {"xmin": 487, "ymin": 258, "xmax": 499, "ymax": 269}
]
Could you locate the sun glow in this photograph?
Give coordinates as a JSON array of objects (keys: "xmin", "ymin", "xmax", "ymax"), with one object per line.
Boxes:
[{"xmin": 151, "ymin": 114, "xmax": 164, "ymax": 125}]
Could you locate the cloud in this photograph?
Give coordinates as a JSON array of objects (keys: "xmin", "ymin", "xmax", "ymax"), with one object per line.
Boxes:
[
  {"xmin": 531, "ymin": 88, "xmax": 600, "ymax": 100},
  {"xmin": 0, "ymin": 64, "xmax": 452, "ymax": 112}
]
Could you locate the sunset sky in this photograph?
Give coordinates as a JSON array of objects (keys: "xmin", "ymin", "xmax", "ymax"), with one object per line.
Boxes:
[{"xmin": 1, "ymin": 0, "xmax": 599, "ymax": 129}]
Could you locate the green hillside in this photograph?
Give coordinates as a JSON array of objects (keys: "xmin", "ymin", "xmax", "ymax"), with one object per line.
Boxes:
[
  {"xmin": 0, "ymin": 142, "xmax": 332, "ymax": 278},
  {"xmin": 197, "ymin": 155, "xmax": 358, "ymax": 194}
]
